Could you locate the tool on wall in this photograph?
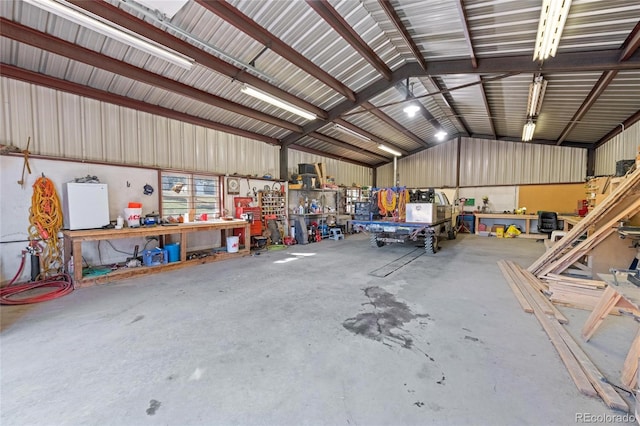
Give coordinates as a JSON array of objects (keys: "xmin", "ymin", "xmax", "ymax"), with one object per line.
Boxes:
[{"xmin": 17, "ymin": 137, "xmax": 31, "ymax": 187}]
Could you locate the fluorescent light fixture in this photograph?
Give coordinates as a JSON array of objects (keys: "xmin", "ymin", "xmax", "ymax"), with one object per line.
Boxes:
[
  {"xmin": 527, "ymin": 75, "xmax": 548, "ymax": 116},
  {"xmin": 533, "ymin": 0, "xmax": 572, "ymax": 61},
  {"xmin": 522, "ymin": 120, "xmax": 536, "ymax": 142},
  {"xmin": 403, "ymin": 104, "xmax": 420, "ymax": 118},
  {"xmin": 23, "ymin": 0, "xmax": 194, "ymax": 70},
  {"xmin": 241, "ymin": 85, "xmax": 317, "ymax": 121},
  {"xmin": 378, "ymin": 144, "xmax": 402, "ymax": 157},
  {"xmin": 334, "ymin": 124, "xmax": 371, "ymax": 141},
  {"xmin": 435, "ymin": 130, "xmax": 448, "ymax": 141}
]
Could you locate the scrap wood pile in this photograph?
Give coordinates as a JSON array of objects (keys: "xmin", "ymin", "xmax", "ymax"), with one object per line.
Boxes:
[
  {"xmin": 498, "ymin": 260, "xmax": 628, "ymax": 412},
  {"xmin": 495, "ymin": 166, "xmax": 640, "ymax": 412}
]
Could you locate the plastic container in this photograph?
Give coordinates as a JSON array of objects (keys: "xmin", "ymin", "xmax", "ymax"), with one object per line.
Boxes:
[
  {"xmin": 142, "ymin": 248, "xmax": 168, "ymax": 266},
  {"xmin": 164, "ymin": 243, "xmax": 180, "ymax": 262},
  {"xmin": 226, "ymin": 236, "xmax": 240, "ymax": 253},
  {"xmin": 128, "ymin": 202, "xmax": 142, "ymax": 208},
  {"xmin": 124, "ymin": 208, "xmax": 142, "ymax": 227}
]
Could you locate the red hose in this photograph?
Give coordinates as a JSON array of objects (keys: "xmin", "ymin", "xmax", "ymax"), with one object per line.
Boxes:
[
  {"xmin": 5, "ymin": 250, "xmax": 27, "ymax": 287},
  {"xmin": 0, "ymin": 273, "xmax": 74, "ymax": 305}
]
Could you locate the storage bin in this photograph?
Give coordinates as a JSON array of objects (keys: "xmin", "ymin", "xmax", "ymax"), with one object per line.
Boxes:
[
  {"xmin": 164, "ymin": 243, "xmax": 180, "ymax": 262},
  {"xmin": 298, "ymin": 163, "xmax": 316, "ymax": 174},
  {"xmin": 142, "ymin": 248, "xmax": 168, "ymax": 266}
]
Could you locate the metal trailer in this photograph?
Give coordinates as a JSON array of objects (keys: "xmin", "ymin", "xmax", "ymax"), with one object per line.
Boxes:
[{"xmin": 351, "ymin": 217, "xmax": 456, "ymax": 254}]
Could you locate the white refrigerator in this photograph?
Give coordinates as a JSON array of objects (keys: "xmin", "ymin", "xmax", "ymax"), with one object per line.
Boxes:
[{"xmin": 62, "ymin": 182, "xmax": 110, "ymax": 230}]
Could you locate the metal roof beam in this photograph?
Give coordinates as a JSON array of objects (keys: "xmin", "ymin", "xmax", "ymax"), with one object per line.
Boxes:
[
  {"xmin": 362, "ymin": 101, "xmax": 429, "ymax": 148},
  {"xmin": 289, "ymin": 144, "xmax": 373, "ymax": 169},
  {"xmin": 394, "ymin": 81, "xmax": 446, "ymax": 135},
  {"xmin": 479, "ymin": 77, "xmax": 496, "ymax": 138},
  {"xmin": 455, "ymin": 0, "xmax": 477, "ymax": 69},
  {"xmin": 196, "ymin": 0, "xmax": 357, "ymax": 102},
  {"xmin": 595, "ymin": 110, "xmax": 640, "ymax": 149},
  {"xmin": 376, "ymin": 0, "xmax": 428, "ymax": 72},
  {"xmin": 556, "ymin": 70, "xmax": 618, "ymax": 145},
  {"xmin": 620, "ymin": 21, "xmax": 640, "ymax": 62},
  {"xmin": 0, "ymin": 64, "xmax": 278, "ymax": 145},
  {"xmin": 308, "ymin": 132, "xmax": 390, "ymax": 163},
  {"xmin": 67, "ymin": 0, "xmax": 328, "ymax": 120},
  {"xmin": 0, "ymin": 18, "xmax": 303, "ymax": 133},
  {"xmin": 333, "ymin": 118, "xmax": 408, "ymax": 156},
  {"xmin": 306, "ymin": 0, "xmax": 392, "ymax": 80}
]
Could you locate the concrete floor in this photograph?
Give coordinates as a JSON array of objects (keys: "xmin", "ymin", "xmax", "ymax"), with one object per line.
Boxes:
[{"xmin": 1, "ymin": 233, "xmax": 637, "ymax": 425}]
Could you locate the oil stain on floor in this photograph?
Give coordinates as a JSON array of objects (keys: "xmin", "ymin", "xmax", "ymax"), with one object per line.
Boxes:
[{"xmin": 343, "ymin": 286, "xmax": 429, "ymax": 349}]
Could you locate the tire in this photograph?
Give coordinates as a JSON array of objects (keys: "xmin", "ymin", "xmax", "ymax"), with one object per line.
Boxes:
[
  {"xmin": 448, "ymin": 228, "xmax": 457, "ymax": 240},
  {"xmin": 376, "ymin": 239, "xmax": 385, "ymax": 247},
  {"xmin": 425, "ymin": 235, "xmax": 438, "ymax": 254},
  {"xmin": 370, "ymin": 233, "xmax": 380, "ymax": 247}
]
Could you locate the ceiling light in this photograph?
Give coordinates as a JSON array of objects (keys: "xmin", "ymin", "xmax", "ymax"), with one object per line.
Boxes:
[
  {"xmin": 533, "ymin": 0, "xmax": 572, "ymax": 61},
  {"xmin": 522, "ymin": 120, "xmax": 536, "ymax": 142},
  {"xmin": 334, "ymin": 124, "xmax": 371, "ymax": 141},
  {"xmin": 435, "ymin": 131, "xmax": 448, "ymax": 141},
  {"xmin": 23, "ymin": 0, "xmax": 194, "ymax": 70},
  {"xmin": 378, "ymin": 144, "xmax": 402, "ymax": 157},
  {"xmin": 527, "ymin": 75, "xmax": 548, "ymax": 116},
  {"xmin": 241, "ymin": 85, "xmax": 317, "ymax": 121},
  {"xmin": 404, "ymin": 104, "xmax": 420, "ymax": 118}
]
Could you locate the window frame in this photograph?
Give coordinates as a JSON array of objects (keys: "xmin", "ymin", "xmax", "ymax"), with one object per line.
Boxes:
[{"xmin": 160, "ymin": 170, "xmax": 222, "ymax": 221}]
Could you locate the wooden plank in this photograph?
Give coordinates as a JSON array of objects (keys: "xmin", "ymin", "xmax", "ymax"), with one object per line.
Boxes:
[
  {"xmin": 548, "ymin": 319, "xmax": 629, "ymax": 411},
  {"xmin": 509, "ymin": 261, "xmax": 569, "ymax": 324},
  {"xmin": 528, "ymin": 168, "xmax": 640, "ymax": 275},
  {"xmin": 538, "ymin": 198, "xmax": 640, "ymax": 277},
  {"xmin": 511, "ymin": 266, "xmax": 597, "ymax": 397},
  {"xmin": 504, "ymin": 262, "xmax": 555, "ymax": 317},
  {"xmin": 497, "ymin": 260, "xmax": 534, "ymax": 313},
  {"xmin": 621, "ymin": 327, "xmax": 640, "ymax": 389},
  {"xmin": 581, "ymin": 286, "xmax": 623, "ymax": 341}
]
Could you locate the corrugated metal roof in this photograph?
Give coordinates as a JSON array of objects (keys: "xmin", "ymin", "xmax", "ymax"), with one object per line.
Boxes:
[{"xmin": 2, "ymin": 0, "xmax": 640, "ymax": 168}]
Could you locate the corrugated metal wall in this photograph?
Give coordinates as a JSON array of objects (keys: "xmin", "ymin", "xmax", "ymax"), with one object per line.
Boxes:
[
  {"xmin": 376, "ymin": 139, "xmax": 458, "ymax": 187},
  {"xmin": 376, "ymin": 137, "xmax": 587, "ymax": 188},
  {"xmin": 595, "ymin": 121, "xmax": 640, "ymax": 175},
  {"xmin": 287, "ymin": 150, "xmax": 372, "ymax": 187},
  {"xmin": 460, "ymin": 138, "xmax": 586, "ymax": 186},
  {"xmin": 0, "ymin": 77, "xmax": 280, "ymax": 176}
]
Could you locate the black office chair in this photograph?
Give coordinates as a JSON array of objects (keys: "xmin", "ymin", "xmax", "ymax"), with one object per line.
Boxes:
[{"xmin": 537, "ymin": 211, "xmax": 559, "ymax": 239}]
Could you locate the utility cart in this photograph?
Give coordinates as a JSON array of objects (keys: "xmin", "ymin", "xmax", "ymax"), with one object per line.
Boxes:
[{"xmin": 351, "ymin": 189, "xmax": 456, "ymax": 254}]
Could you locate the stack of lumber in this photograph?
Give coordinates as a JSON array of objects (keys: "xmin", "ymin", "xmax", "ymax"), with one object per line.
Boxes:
[
  {"xmin": 498, "ymin": 260, "xmax": 628, "ymax": 411},
  {"xmin": 528, "ymin": 166, "xmax": 640, "ymax": 278},
  {"xmin": 541, "ymin": 274, "xmax": 608, "ymax": 312}
]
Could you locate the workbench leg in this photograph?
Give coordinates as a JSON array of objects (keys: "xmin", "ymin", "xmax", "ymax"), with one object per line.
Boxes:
[
  {"xmin": 621, "ymin": 327, "xmax": 640, "ymax": 389},
  {"xmin": 72, "ymin": 241, "xmax": 82, "ymax": 284},
  {"xmin": 180, "ymin": 232, "xmax": 187, "ymax": 261},
  {"xmin": 581, "ymin": 286, "xmax": 622, "ymax": 341}
]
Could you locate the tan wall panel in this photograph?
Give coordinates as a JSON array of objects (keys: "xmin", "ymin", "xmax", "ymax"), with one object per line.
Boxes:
[{"xmin": 518, "ymin": 183, "xmax": 586, "ymax": 214}]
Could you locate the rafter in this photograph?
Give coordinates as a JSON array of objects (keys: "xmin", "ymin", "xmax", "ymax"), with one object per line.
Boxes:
[
  {"xmin": 595, "ymin": 110, "xmax": 640, "ymax": 148},
  {"xmin": 362, "ymin": 101, "xmax": 428, "ymax": 148},
  {"xmin": 394, "ymin": 80, "xmax": 446, "ymax": 135},
  {"xmin": 305, "ymin": 0, "xmax": 391, "ymax": 80},
  {"xmin": 67, "ymin": 0, "xmax": 328, "ymax": 121},
  {"xmin": 308, "ymin": 132, "xmax": 390, "ymax": 163},
  {"xmin": 620, "ymin": 21, "xmax": 640, "ymax": 62},
  {"xmin": 0, "ymin": 65, "xmax": 278, "ymax": 145},
  {"xmin": 196, "ymin": 0, "xmax": 357, "ymax": 102},
  {"xmin": 333, "ymin": 118, "xmax": 408, "ymax": 156},
  {"xmin": 377, "ymin": 0, "xmax": 427, "ymax": 72},
  {"xmin": 456, "ymin": 0, "xmax": 477, "ymax": 69},
  {"xmin": 556, "ymin": 70, "xmax": 618, "ymax": 145},
  {"xmin": 0, "ymin": 18, "xmax": 303, "ymax": 133},
  {"xmin": 478, "ymin": 77, "xmax": 496, "ymax": 138}
]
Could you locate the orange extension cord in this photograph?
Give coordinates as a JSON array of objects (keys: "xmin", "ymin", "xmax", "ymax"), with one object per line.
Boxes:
[{"xmin": 0, "ymin": 176, "xmax": 73, "ymax": 305}]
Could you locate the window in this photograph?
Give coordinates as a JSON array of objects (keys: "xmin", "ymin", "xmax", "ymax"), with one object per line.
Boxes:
[{"xmin": 161, "ymin": 171, "xmax": 221, "ymax": 220}]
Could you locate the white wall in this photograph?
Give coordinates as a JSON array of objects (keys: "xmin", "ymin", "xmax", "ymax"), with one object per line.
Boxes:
[{"xmin": 0, "ymin": 155, "xmax": 159, "ymax": 283}]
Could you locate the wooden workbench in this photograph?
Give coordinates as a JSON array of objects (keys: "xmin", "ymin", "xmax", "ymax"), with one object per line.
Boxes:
[
  {"xmin": 474, "ymin": 213, "xmax": 539, "ymax": 237},
  {"xmin": 63, "ymin": 219, "xmax": 251, "ymax": 287}
]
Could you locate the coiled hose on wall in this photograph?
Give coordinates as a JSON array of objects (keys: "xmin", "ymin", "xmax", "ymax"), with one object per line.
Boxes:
[{"xmin": 1, "ymin": 176, "xmax": 73, "ymax": 305}]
